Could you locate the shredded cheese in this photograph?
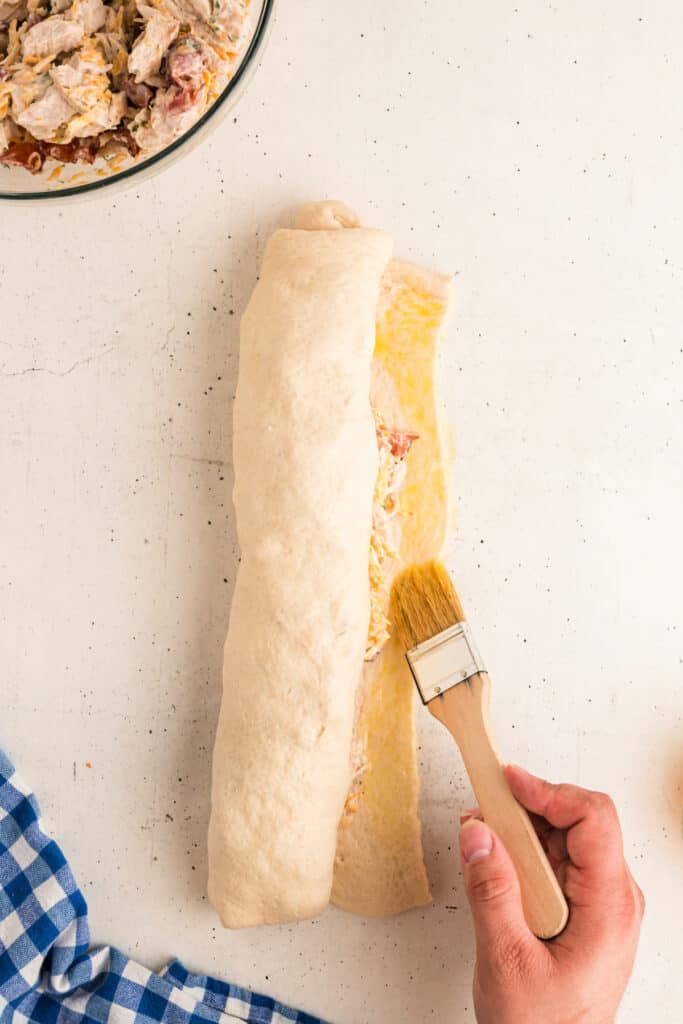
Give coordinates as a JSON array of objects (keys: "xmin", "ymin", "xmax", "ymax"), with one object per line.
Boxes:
[{"xmin": 110, "ymin": 49, "xmax": 127, "ymax": 76}]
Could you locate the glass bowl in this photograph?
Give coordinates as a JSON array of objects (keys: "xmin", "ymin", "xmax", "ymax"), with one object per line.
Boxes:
[{"xmin": 0, "ymin": 0, "xmax": 274, "ymax": 201}]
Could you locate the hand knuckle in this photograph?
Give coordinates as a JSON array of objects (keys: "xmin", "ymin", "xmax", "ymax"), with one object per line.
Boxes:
[
  {"xmin": 589, "ymin": 790, "xmax": 616, "ymax": 818},
  {"xmin": 555, "ymin": 783, "xmax": 575, "ymax": 805}
]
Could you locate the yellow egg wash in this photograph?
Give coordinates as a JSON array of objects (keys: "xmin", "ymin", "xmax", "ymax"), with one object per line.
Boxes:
[{"xmin": 332, "ymin": 260, "xmax": 452, "ymax": 917}]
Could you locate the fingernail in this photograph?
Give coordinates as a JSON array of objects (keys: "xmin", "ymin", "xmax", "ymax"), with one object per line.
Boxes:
[
  {"xmin": 459, "ymin": 808, "xmax": 479, "ymax": 825},
  {"xmin": 460, "ymin": 819, "xmax": 493, "ymax": 863}
]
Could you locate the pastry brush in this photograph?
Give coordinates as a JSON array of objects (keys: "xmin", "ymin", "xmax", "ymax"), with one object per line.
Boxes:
[{"xmin": 390, "ymin": 559, "xmax": 568, "ymax": 940}]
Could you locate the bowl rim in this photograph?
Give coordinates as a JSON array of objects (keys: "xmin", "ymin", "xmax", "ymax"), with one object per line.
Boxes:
[{"xmin": 0, "ymin": 0, "xmax": 275, "ymax": 201}]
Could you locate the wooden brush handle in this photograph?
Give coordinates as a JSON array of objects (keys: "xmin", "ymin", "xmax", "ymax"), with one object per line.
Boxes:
[{"xmin": 429, "ymin": 672, "xmax": 569, "ymax": 940}]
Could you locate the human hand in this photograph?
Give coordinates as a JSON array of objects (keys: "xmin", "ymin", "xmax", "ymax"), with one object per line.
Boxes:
[{"xmin": 459, "ymin": 766, "xmax": 644, "ymax": 1024}]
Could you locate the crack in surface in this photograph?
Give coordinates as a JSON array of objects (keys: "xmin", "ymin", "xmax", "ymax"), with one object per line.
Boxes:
[
  {"xmin": 161, "ymin": 321, "xmax": 175, "ymax": 352},
  {"xmin": 0, "ymin": 344, "xmax": 119, "ymax": 379}
]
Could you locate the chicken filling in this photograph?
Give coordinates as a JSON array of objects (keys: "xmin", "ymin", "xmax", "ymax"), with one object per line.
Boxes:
[
  {"xmin": 0, "ymin": 0, "xmax": 251, "ymax": 172},
  {"xmin": 338, "ymin": 421, "xmax": 418, "ymax": 828},
  {"xmin": 366, "ymin": 418, "xmax": 418, "ymax": 661}
]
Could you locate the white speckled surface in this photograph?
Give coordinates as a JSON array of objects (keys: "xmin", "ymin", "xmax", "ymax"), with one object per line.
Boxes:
[{"xmin": 1, "ymin": 2, "xmax": 683, "ymax": 1022}]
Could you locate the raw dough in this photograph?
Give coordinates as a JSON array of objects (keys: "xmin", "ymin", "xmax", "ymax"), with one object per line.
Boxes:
[
  {"xmin": 207, "ymin": 214, "xmax": 392, "ymax": 927},
  {"xmin": 208, "ymin": 202, "xmax": 452, "ymax": 926}
]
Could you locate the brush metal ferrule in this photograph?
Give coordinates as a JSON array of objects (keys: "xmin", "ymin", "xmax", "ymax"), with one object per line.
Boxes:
[{"xmin": 406, "ymin": 621, "xmax": 486, "ymax": 705}]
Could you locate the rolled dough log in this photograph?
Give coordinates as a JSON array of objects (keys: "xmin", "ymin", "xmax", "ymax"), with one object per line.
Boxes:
[
  {"xmin": 208, "ymin": 202, "xmax": 453, "ymax": 926},
  {"xmin": 208, "ymin": 214, "xmax": 393, "ymax": 927}
]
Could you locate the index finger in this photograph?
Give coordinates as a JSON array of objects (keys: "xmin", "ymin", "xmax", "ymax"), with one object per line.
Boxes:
[{"xmin": 505, "ymin": 765, "xmax": 625, "ymax": 882}]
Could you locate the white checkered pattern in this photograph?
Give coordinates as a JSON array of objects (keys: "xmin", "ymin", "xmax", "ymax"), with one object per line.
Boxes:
[{"xmin": 0, "ymin": 749, "xmax": 328, "ymax": 1024}]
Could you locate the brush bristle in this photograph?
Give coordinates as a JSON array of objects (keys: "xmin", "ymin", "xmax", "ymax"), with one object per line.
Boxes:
[{"xmin": 390, "ymin": 560, "xmax": 466, "ymax": 651}]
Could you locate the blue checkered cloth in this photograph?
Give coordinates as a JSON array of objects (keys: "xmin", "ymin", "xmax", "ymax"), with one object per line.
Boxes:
[{"xmin": 0, "ymin": 750, "xmax": 328, "ymax": 1024}]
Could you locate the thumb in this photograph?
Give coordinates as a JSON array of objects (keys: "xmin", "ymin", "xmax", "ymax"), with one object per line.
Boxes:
[{"xmin": 460, "ymin": 818, "xmax": 534, "ymax": 958}]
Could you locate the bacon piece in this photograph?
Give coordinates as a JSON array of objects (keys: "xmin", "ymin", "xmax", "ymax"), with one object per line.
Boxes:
[
  {"xmin": 376, "ymin": 425, "xmax": 419, "ymax": 460},
  {"xmin": 123, "ymin": 74, "xmax": 153, "ymax": 109},
  {"xmin": 110, "ymin": 125, "xmax": 139, "ymax": 156},
  {"xmin": 0, "ymin": 132, "xmax": 122, "ymax": 173},
  {"xmin": 166, "ymin": 84, "xmax": 202, "ymax": 115},
  {"xmin": 41, "ymin": 135, "xmax": 100, "ymax": 163},
  {"xmin": 166, "ymin": 36, "xmax": 205, "ymax": 92},
  {"xmin": 0, "ymin": 139, "xmax": 44, "ymax": 172}
]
